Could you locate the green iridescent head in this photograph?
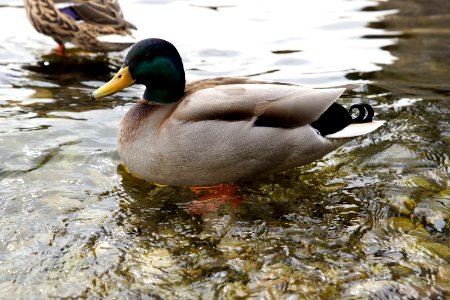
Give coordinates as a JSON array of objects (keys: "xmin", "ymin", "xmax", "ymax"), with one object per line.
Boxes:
[{"xmin": 92, "ymin": 38, "xmax": 186, "ymax": 104}]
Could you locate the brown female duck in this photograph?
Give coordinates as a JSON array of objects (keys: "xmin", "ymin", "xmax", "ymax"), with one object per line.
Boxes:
[{"xmin": 24, "ymin": 0, "xmax": 136, "ymax": 54}]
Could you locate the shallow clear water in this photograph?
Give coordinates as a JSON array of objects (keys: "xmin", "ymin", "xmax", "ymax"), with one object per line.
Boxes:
[{"xmin": 0, "ymin": 0, "xmax": 449, "ymax": 299}]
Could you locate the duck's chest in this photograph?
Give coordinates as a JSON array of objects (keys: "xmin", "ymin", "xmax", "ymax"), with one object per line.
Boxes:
[{"xmin": 118, "ymin": 101, "xmax": 174, "ymax": 160}]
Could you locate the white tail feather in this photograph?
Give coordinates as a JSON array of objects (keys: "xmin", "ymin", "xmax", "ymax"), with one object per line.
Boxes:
[
  {"xmin": 97, "ymin": 34, "xmax": 136, "ymax": 44},
  {"xmin": 326, "ymin": 120, "xmax": 385, "ymax": 138}
]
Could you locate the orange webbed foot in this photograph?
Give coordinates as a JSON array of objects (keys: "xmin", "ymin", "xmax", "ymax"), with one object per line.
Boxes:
[{"xmin": 187, "ymin": 184, "xmax": 242, "ymax": 215}]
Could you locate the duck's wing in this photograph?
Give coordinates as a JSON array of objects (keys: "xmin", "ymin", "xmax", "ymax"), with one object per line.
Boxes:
[
  {"xmin": 174, "ymin": 77, "xmax": 344, "ymax": 128},
  {"xmin": 56, "ymin": 0, "xmax": 136, "ymax": 29}
]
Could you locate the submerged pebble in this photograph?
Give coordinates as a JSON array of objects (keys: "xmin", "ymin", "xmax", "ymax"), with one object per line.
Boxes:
[
  {"xmin": 414, "ymin": 207, "xmax": 449, "ymax": 233},
  {"xmin": 390, "ymin": 195, "xmax": 417, "ymax": 216}
]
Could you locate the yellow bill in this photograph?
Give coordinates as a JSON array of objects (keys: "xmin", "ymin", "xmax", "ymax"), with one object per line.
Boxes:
[{"xmin": 91, "ymin": 66, "xmax": 136, "ymax": 100}]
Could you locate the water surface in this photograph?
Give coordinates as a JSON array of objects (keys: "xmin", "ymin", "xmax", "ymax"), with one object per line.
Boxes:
[{"xmin": 0, "ymin": 0, "xmax": 448, "ymax": 299}]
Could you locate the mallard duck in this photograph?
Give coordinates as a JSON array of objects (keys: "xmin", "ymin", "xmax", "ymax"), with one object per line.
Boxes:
[
  {"xmin": 92, "ymin": 38, "xmax": 385, "ymax": 186},
  {"xmin": 24, "ymin": 0, "xmax": 136, "ymax": 53}
]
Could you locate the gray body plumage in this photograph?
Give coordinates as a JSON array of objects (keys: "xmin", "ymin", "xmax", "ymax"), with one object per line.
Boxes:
[{"xmin": 118, "ymin": 80, "xmax": 371, "ymax": 186}]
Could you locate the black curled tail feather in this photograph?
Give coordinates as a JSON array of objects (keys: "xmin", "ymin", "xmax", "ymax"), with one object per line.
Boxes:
[
  {"xmin": 349, "ymin": 104, "xmax": 373, "ymax": 123},
  {"xmin": 310, "ymin": 103, "xmax": 375, "ymax": 136}
]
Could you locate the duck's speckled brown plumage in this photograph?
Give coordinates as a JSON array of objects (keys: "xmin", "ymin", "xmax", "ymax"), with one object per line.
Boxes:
[{"xmin": 24, "ymin": 0, "xmax": 136, "ymax": 52}]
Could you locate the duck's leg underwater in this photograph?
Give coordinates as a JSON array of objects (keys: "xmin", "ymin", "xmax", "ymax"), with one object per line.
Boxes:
[{"xmin": 186, "ymin": 184, "xmax": 242, "ymax": 215}]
